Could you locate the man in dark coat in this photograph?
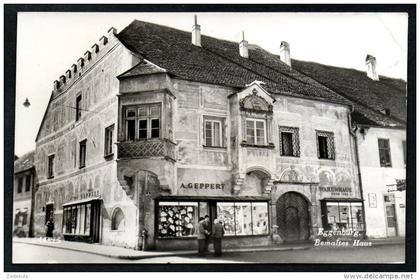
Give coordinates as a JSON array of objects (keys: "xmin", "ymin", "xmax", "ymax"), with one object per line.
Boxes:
[
  {"xmin": 197, "ymin": 217, "xmax": 209, "ymax": 255},
  {"xmin": 203, "ymin": 215, "xmax": 211, "ymax": 252},
  {"xmin": 45, "ymin": 217, "xmax": 54, "ymax": 240},
  {"xmin": 212, "ymin": 218, "xmax": 225, "ymax": 257}
]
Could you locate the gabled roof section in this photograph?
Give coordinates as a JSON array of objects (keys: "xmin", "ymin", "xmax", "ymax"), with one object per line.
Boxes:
[
  {"xmin": 118, "ymin": 59, "xmax": 167, "ymax": 79},
  {"xmin": 292, "ymin": 59, "xmax": 407, "ymax": 127},
  {"xmin": 14, "ymin": 150, "xmax": 35, "ymax": 174},
  {"xmin": 116, "ymin": 20, "xmax": 352, "ymax": 107}
]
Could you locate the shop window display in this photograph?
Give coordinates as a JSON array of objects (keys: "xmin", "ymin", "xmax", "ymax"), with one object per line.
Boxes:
[
  {"xmin": 63, "ymin": 204, "xmax": 91, "ymax": 236},
  {"xmin": 157, "ymin": 202, "xmax": 199, "ymax": 238},
  {"xmin": 217, "ymin": 202, "xmax": 269, "ymax": 236},
  {"xmin": 324, "ymin": 202, "xmax": 364, "ymax": 231}
]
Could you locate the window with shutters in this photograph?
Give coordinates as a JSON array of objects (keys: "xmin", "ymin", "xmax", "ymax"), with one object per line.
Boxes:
[
  {"xmin": 316, "ymin": 131, "xmax": 335, "ymax": 160},
  {"xmin": 378, "ymin": 138, "xmax": 392, "ymax": 167},
  {"xmin": 279, "ymin": 126, "xmax": 300, "ymax": 157}
]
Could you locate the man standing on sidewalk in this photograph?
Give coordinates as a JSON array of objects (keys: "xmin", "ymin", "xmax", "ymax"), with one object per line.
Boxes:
[
  {"xmin": 203, "ymin": 215, "xmax": 211, "ymax": 252},
  {"xmin": 212, "ymin": 218, "xmax": 225, "ymax": 257},
  {"xmin": 197, "ymin": 217, "xmax": 209, "ymax": 256}
]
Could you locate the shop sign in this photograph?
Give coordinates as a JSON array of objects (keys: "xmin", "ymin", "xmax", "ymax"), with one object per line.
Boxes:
[
  {"xmin": 180, "ymin": 182, "xmax": 225, "ymax": 190},
  {"xmin": 319, "ymin": 186, "xmax": 352, "ymax": 196},
  {"xmin": 65, "ymin": 189, "xmax": 100, "ymax": 203}
]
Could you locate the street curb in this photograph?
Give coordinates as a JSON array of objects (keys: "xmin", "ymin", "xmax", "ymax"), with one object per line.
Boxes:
[{"xmin": 13, "ymin": 239, "xmax": 310, "ymax": 260}]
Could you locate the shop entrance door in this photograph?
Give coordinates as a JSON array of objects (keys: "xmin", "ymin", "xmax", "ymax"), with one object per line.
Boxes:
[
  {"xmin": 276, "ymin": 192, "xmax": 310, "ymax": 242},
  {"xmin": 90, "ymin": 201, "xmax": 101, "ymax": 243},
  {"xmin": 384, "ymin": 195, "xmax": 397, "ymax": 237}
]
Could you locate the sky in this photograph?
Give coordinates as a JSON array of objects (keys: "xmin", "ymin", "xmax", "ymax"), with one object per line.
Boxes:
[{"xmin": 14, "ymin": 12, "xmax": 408, "ymax": 156}]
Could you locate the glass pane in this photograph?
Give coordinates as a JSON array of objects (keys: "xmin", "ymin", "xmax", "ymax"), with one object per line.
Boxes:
[
  {"xmin": 205, "ymin": 121, "xmax": 213, "ymax": 146},
  {"xmin": 158, "ymin": 202, "xmax": 198, "ymax": 238},
  {"xmin": 150, "ymin": 106, "xmax": 160, "ymax": 117},
  {"xmin": 138, "ymin": 107, "xmax": 147, "ymax": 117},
  {"xmin": 255, "ymin": 121, "xmax": 264, "ymax": 129},
  {"xmin": 234, "ymin": 202, "xmax": 252, "ymax": 235},
  {"xmin": 326, "ymin": 203, "xmax": 340, "ymax": 230},
  {"xmin": 126, "ymin": 109, "xmax": 136, "ymax": 118},
  {"xmin": 338, "ymin": 203, "xmax": 350, "ymax": 230},
  {"xmin": 85, "ymin": 204, "xmax": 91, "ymax": 235},
  {"xmin": 138, "ymin": 120, "xmax": 147, "ymax": 139},
  {"xmin": 199, "ymin": 202, "xmax": 209, "ymax": 218},
  {"xmin": 79, "ymin": 204, "xmax": 85, "ymax": 234},
  {"xmin": 350, "ymin": 203, "xmax": 364, "ymax": 231},
  {"xmin": 318, "ymin": 136, "xmax": 328, "ymax": 158},
  {"xmin": 282, "ymin": 132, "xmax": 293, "ymax": 156},
  {"xmin": 151, "ymin": 119, "xmax": 160, "ymax": 138},
  {"xmin": 252, "ymin": 202, "xmax": 269, "ymax": 235},
  {"xmin": 76, "ymin": 205, "xmax": 82, "ymax": 235},
  {"xmin": 214, "ymin": 122, "xmax": 221, "ymax": 146},
  {"xmin": 126, "ymin": 120, "xmax": 135, "ymax": 141},
  {"xmin": 217, "ymin": 202, "xmax": 236, "ymax": 236}
]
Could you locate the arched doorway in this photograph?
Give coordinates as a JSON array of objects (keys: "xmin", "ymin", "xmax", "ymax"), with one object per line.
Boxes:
[{"xmin": 276, "ymin": 192, "xmax": 310, "ymax": 242}]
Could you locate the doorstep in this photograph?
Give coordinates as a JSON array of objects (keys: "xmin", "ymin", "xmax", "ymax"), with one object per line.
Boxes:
[{"xmin": 13, "ymin": 237, "xmax": 311, "ymax": 260}]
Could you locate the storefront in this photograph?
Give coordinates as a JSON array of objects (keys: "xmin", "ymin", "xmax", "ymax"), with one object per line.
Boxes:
[
  {"xmin": 154, "ymin": 196, "xmax": 270, "ymax": 250},
  {"xmin": 320, "ymin": 198, "xmax": 365, "ymax": 232},
  {"xmin": 62, "ymin": 197, "xmax": 102, "ymax": 243}
]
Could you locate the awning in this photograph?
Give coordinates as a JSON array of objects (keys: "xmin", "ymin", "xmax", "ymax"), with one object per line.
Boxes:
[
  {"xmin": 62, "ymin": 196, "xmax": 102, "ymax": 207},
  {"xmin": 156, "ymin": 195, "xmax": 269, "ymax": 202}
]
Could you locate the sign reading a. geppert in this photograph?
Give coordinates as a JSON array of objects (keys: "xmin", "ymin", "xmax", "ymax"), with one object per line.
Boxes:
[{"xmin": 180, "ymin": 182, "xmax": 225, "ymax": 190}]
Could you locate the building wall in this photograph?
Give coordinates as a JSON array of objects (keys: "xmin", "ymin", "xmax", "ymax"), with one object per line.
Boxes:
[
  {"xmin": 13, "ymin": 170, "xmax": 34, "ymax": 237},
  {"xmin": 33, "ymin": 33, "xmax": 140, "ymax": 246},
  {"xmin": 357, "ymin": 127, "xmax": 406, "ymax": 238}
]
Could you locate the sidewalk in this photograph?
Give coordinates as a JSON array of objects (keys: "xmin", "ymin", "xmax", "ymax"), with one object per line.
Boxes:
[
  {"xmin": 13, "ymin": 237, "xmax": 311, "ymax": 260},
  {"xmin": 13, "ymin": 236, "xmax": 404, "ymax": 260}
]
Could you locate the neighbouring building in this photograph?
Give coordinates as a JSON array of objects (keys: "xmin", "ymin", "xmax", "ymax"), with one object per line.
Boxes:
[
  {"xmin": 13, "ymin": 151, "xmax": 36, "ymax": 237},
  {"xmin": 293, "ymin": 55, "xmax": 407, "ymax": 238},
  {"xmin": 34, "ymin": 18, "xmax": 403, "ymax": 251}
]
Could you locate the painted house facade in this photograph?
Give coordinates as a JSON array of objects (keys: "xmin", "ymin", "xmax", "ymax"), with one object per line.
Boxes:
[
  {"xmin": 293, "ymin": 56, "xmax": 407, "ymax": 238},
  {"xmin": 33, "ymin": 19, "xmax": 380, "ymax": 251}
]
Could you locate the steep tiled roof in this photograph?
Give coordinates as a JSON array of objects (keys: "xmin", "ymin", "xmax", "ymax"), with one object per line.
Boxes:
[
  {"xmin": 116, "ymin": 20, "xmax": 405, "ymax": 128},
  {"xmin": 116, "ymin": 20, "xmax": 351, "ymax": 106},
  {"xmin": 292, "ymin": 59, "xmax": 407, "ymax": 126},
  {"xmin": 14, "ymin": 151, "xmax": 35, "ymax": 174}
]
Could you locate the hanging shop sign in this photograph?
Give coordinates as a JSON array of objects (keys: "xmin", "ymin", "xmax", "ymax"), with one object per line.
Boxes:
[{"xmin": 319, "ymin": 186, "xmax": 352, "ymax": 196}]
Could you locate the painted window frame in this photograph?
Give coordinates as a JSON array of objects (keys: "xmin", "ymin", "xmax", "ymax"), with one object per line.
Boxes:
[
  {"xmin": 203, "ymin": 118, "xmax": 224, "ymax": 147},
  {"xmin": 123, "ymin": 103, "xmax": 161, "ymax": 141},
  {"xmin": 316, "ymin": 130, "xmax": 335, "ymax": 160},
  {"xmin": 279, "ymin": 126, "xmax": 300, "ymax": 157}
]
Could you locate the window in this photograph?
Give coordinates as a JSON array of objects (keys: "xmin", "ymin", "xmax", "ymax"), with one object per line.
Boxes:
[
  {"xmin": 317, "ymin": 131, "xmax": 335, "ymax": 160},
  {"xmin": 378, "ymin": 138, "xmax": 392, "ymax": 167},
  {"xmin": 104, "ymin": 125, "xmax": 114, "ymax": 156},
  {"xmin": 246, "ymin": 119, "xmax": 266, "ymax": 145},
  {"xmin": 79, "ymin": 139, "xmax": 87, "ymax": 168},
  {"xmin": 48, "ymin": 154, "xmax": 55, "ymax": 178},
  {"xmin": 123, "ymin": 104, "xmax": 161, "ymax": 141},
  {"xmin": 111, "ymin": 208, "xmax": 125, "ymax": 230},
  {"xmin": 217, "ymin": 202, "xmax": 269, "ymax": 236},
  {"xmin": 157, "ymin": 201, "xmax": 199, "ymax": 238},
  {"xmin": 25, "ymin": 175, "xmax": 31, "ymax": 192},
  {"xmin": 204, "ymin": 118, "xmax": 223, "ymax": 147},
  {"xmin": 76, "ymin": 94, "xmax": 82, "ymax": 121},
  {"xmin": 402, "ymin": 140, "xmax": 406, "ymax": 165},
  {"xmin": 17, "ymin": 177, "xmax": 23, "ymax": 193},
  {"xmin": 63, "ymin": 204, "xmax": 91, "ymax": 235},
  {"xmin": 279, "ymin": 126, "xmax": 300, "ymax": 157},
  {"xmin": 321, "ymin": 201, "xmax": 364, "ymax": 231}
]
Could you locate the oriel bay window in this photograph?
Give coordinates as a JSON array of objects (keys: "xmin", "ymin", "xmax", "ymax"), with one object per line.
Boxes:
[{"xmin": 123, "ymin": 104, "xmax": 161, "ymax": 141}]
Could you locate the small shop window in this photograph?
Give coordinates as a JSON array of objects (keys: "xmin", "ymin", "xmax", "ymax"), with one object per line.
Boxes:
[
  {"xmin": 217, "ymin": 201, "xmax": 269, "ymax": 236},
  {"xmin": 111, "ymin": 207, "xmax": 125, "ymax": 231},
  {"xmin": 157, "ymin": 201, "xmax": 200, "ymax": 238},
  {"xmin": 63, "ymin": 204, "xmax": 91, "ymax": 236},
  {"xmin": 322, "ymin": 201, "xmax": 364, "ymax": 231}
]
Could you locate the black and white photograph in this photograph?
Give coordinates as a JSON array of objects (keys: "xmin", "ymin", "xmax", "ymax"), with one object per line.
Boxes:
[{"xmin": 3, "ymin": 3, "xmax": 416, "ymax": 277}]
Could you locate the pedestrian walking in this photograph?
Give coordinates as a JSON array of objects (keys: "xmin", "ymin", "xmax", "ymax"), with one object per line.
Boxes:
[
  {"xmin": 203, "ymin": 215, "xmax": 211, "ymax": 252},
  {"xmin": 212, "ymin": 218, "xmax": 225, "ymax": 257},
  {"xmin": 45, "ymin": 217, "xmax": 54, "ymax": 240},
  {"xmin": 197, "ymin": 217, "xmax": 209, "ymax": 256}
]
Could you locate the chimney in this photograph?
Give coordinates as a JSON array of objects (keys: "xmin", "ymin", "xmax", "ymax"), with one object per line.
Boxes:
[
  {"xmin": 239, "ymin": 31, "xmax": 248, "ymax": 58},
  {"xmin": 192, "ymin": 15, "xmax": 201, "ymax": 47},
  {"xmin": 366, "ymin": 54, "xmax": 379, "ymax": 81},
  {"xmin": 279, "ymin": 41, "xmax": 291, "ymax": 67}
]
